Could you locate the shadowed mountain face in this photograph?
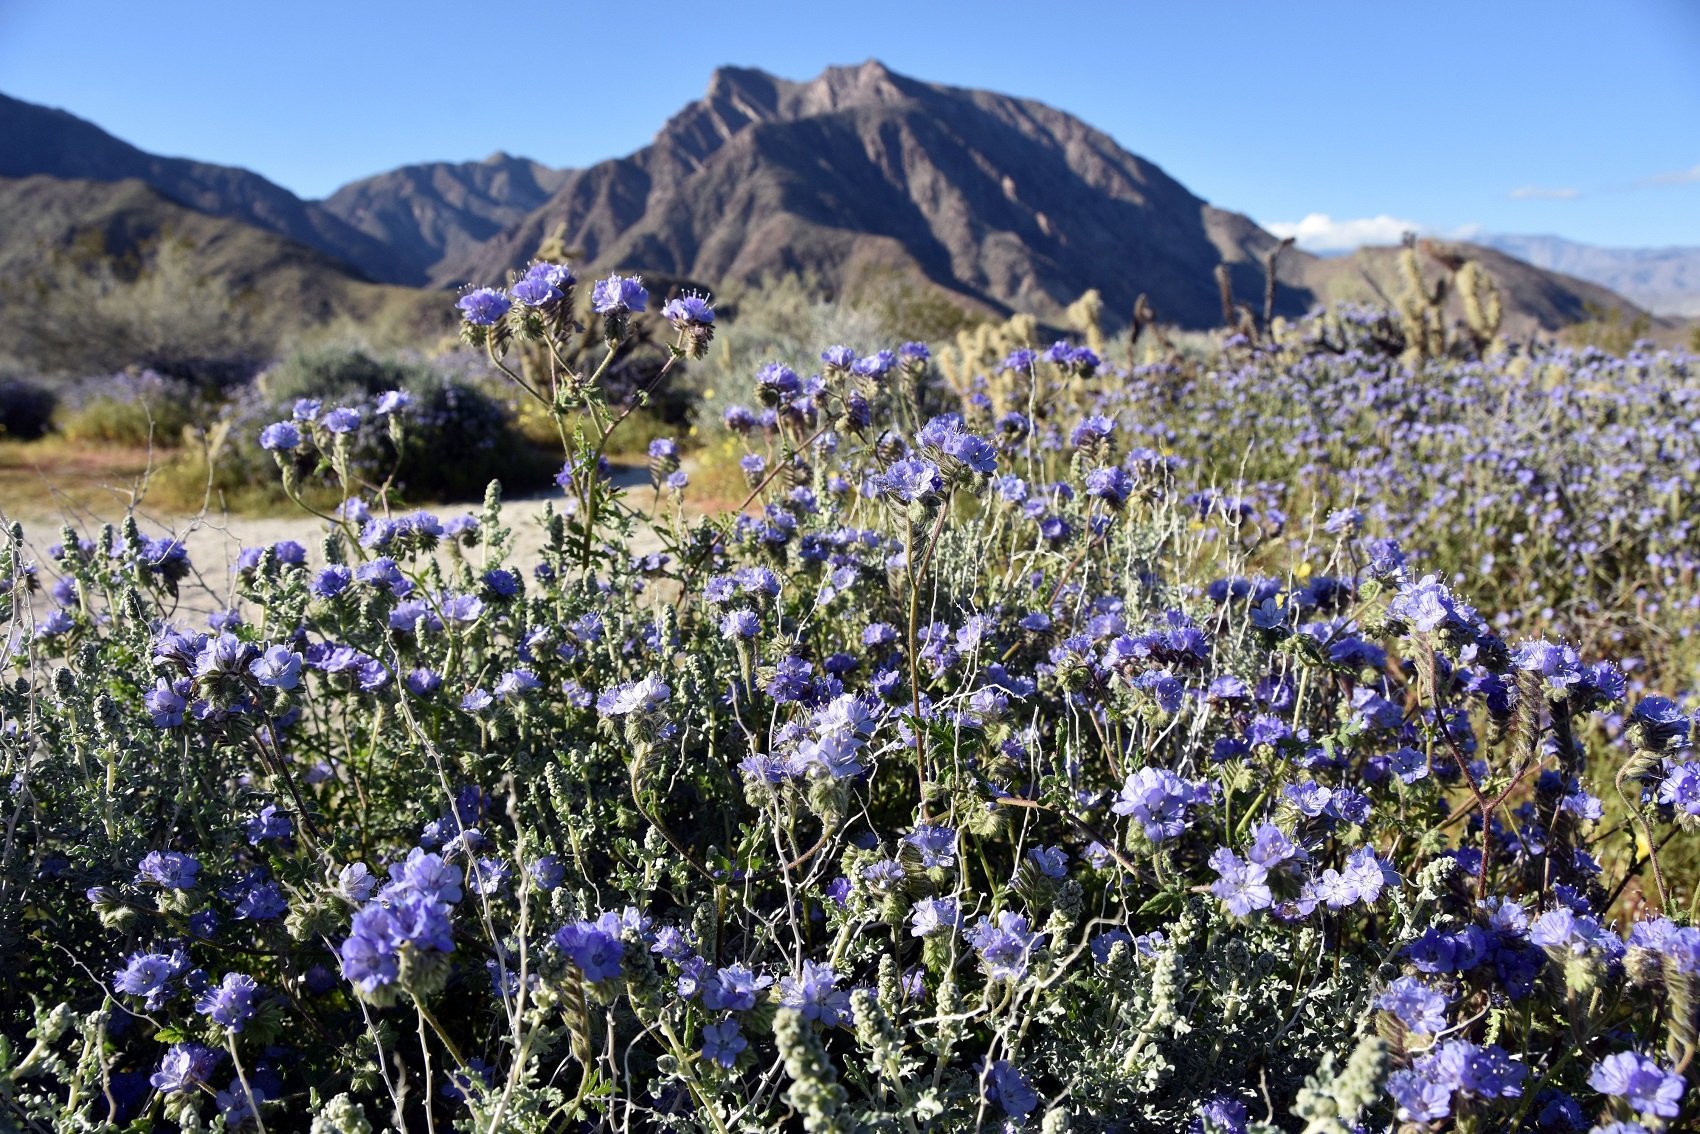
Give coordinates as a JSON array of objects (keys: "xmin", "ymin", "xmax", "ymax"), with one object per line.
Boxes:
[
  {"xmin": 0, "ymin": 93, "xmax": 405, "ymax": 284},
  {"xmin": 438, "ymin": 62, "xmax": 1312, "ymax": 327},
  {"xmin": 0, "ymin": 175, "xmax": 450, "ymax": 374}
]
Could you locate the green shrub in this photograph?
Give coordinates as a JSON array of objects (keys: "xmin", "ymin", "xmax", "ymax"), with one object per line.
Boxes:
[
  {"xmin": 53, "ymin": 370, "xmax": 203, "ymax": 447},
  {"xmin": 1566, "ymin": 301, "xmax": 1653, "ymax": 354},
  {"xmin": 156, "ymin": 353, "xmax": 557, "ymax": 512},
  {"xmin": 390, "ymin": 366, "xmax": 558, "ymax": 500},
  {"xmin": 258, "ymin": 343, "xmax": 426, "ymax": 405},
  {"xmin": 846, "ymin": 267, "xmax": 989, "ymax": 343},
  {"xmin": 3, "ymin": 232, "xmax": 266, "ymax": 385},
  {"xmin": 681, "ymin": 273, "xmax": 901, "ymax": 439}
]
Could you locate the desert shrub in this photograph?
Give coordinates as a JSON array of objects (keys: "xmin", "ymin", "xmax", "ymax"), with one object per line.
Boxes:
[
  {"xmin": 845, "ymin": 268, "xmax": 989, "ymax": 343},
  {"xmin": 1565, "ymin": 302, "xmax": 1654, "ymax": 355},
  {"xmin": 4, "ymin": 273, "xmax": 1700, "ymax": 1133},
  {"xmin": 3, "ymin": 232, "xmax": 265, "ymax": 384},
  {"xmin": 258, "ymin": 343, "xmax": 428, "ymax": 406},
  {"xmin": 0, "ymin": 376, "xmax": 56, "ymax": 440},
  {"xmin": 155, "ymin": 351, "xmax": 556, "ymax": 511},
  {"xmin": 53, "ymin": 369, "xmax": 203, "ymax": 447},
  {"xmin": 512, "ymin": 396, "xmax": 677, "ymax": 460},
  {"xmin": 389, "ymin": 366, "xmax": 558, "ymax": 500}
]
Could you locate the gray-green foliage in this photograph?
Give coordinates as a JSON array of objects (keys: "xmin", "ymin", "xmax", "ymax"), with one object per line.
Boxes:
[{"xmin": 4, "ymin": 287, "xmax": 1700, "ymax": 1134}]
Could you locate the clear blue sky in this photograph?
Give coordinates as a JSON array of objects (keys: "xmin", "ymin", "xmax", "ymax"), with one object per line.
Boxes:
[{"xmin": 2, "ymin": 0, "xmax": 1698, "ymax": 248}]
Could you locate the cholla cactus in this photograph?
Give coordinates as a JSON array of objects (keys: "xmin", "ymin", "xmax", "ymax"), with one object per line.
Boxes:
[
  {"xmin": 1396, "ymin": 245, "xmax": 1448, "ymax": 364},
  {"xmin": 936, "ymin": 311, "xmax": 1037, "ymax": 414},
  {"xmin": 1457, "ymin": 259, "xmax": 1504, "ymax": 353},
  {"xmin": 1065, "ymin": 288, "xmax": 1106, "ymax": 355}
]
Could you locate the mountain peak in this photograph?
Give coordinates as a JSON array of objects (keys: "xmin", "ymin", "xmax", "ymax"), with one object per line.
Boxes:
[
  {"xmin": 705, "ymin": 64, "xmax": 778, "ymax": 93},
  {"xmin": 701, "ymin": 66, "xmax": 787, "ymax": 117},
  {"xmin": 801, "ymin": 58, "xmax": 916, "ymax": 113},
  {"xmin": 442, "ymin": 62, "xmax": 1301, "ymax": 322},
  {"xmin": 696, "ymin": 60, "xmax": 921, "ymax": 125},
  {"xmin": 815, "ymin": 58, "xmax": 903, "ymax": 88}
]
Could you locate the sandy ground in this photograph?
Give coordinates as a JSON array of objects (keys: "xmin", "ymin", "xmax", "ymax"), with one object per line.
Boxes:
[{"xmin": 4, "ymin": 464, "xmax": 674, "ymax": 619}]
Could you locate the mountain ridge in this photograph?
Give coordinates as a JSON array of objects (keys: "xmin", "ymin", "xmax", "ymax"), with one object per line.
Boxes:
[
  {"xmin": 0, "ymin": 66, "xmax": 1680, "ymax": 342},
  {"xmin": 320, "ymin": 152, "xmax": 570, "ymax": 286},
  {"xmin": 0, "ymin": 92, "xmax": 405, "ymax": 284},
  {"xmin": 1478, "ymin": 233, "xmax": 1700, "ymax": 318},
  {"xmin": 0, "ymin": 174, "xmax": 451, "ymax": 375},
  {"xmin": 435, "ymin": 60, "xmax": 1313, "ymax": 328}
]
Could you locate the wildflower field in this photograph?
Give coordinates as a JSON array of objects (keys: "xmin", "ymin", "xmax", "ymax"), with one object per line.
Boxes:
[{"xmin": 6, "ymin": 262, "xmax": 1700, "ymax": 1134}]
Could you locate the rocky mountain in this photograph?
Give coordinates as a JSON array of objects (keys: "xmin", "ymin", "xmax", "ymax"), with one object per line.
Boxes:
[
  {"xmin": 0, "ymin": 69, "xmax": 1672, "ymax": 345},
  {"xmin": 436, "ymin": 61, "xmax": 1310, "ymax": 328},
  {"xmin": 1478, "ymin": 234, "xmax": 1700, "ymax": 318},
  {"xmin": 321, "ymin": 154, "xmax": 570, "ymax": 286},
  {"xmin": 426, "ymin": 63, "xmax": 1666, "ymax": 335},
  {"xmin": 0, "ymin": 92, "xmax": 403, "ymax": 283}
]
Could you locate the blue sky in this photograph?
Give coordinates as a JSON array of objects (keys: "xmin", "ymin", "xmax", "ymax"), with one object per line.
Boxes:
[{"xmin": 2, "ymin": 0, "xmax": 1698, "ymax": 248}]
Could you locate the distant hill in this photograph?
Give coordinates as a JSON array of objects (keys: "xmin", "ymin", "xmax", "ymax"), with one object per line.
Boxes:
[
  {"xmin": 0, "ymin": 70, "xmax": 1674, "ymax": 351},
  {"xmin": 0, "ymin": 175, "xmax": 449, "ymax": 377},
  {"xmin": 1295, "ymin": 240, "xmax": 1671, "ymax": 339},
  {"xmin": 0, "ymin": 92, "xmax": 404, "ymax": 284},
  {"xmin": 322, "ymin": 154, "xmax": 570, "ymax": 286},
  {"xmin": 1478, "ymin": 234, "xmax": 1700, "ymax": 318}
]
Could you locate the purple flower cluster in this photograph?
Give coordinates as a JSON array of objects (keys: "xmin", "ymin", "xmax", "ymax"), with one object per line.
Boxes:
[
  {"xmin": 966, "ymin": 912, "xmax": 1045, "ymax": 982},
  {"xmin": 555, "ymin": 907, "xmax": 648, "ymax": 983},
  {"xmin": 590, "ymin": 274, "xmax": 649, "ymax": 316},
  {"xmin": 1588, "ymin": 1051, "xmax": 1685, "ymax": 1118},
  {"xmin": 1113, "ymin": 767, "xmax": 1208, "ymax": 842},
  {"xmin": 1386, "ymin": 1040, "xmax": 1526, "ymax": 1121},
  {"xmin": 27, "ymin": 319, "xmax": 1700, "ymax": 1128},
  {"xmin": 195, "ymin": 972, "xmax": 262, "ymax": 1032},
  {"xmin": 457, "ymin": 287, "xmax": 512, "ymax": 326},
  {"xmin": 337, "ymin": 848, "xmax": 463, "ymax": 996}
]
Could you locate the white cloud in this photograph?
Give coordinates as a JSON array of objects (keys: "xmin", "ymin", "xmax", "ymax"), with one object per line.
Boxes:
[
  {"xmin": 1508, "ymin": 185, "xmax": 1581, "ymax": 200},
  {"xmin": 1636, "ymin": 163, "xmax": 1700, "ymax": 188},
  {"xmin": 1266, "ymin": 213, "xmax": 1423, "ymax": 253},
  {"xmin": 1264, "ymin": 214, "xmax": 1483, "ymax": 254}
]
